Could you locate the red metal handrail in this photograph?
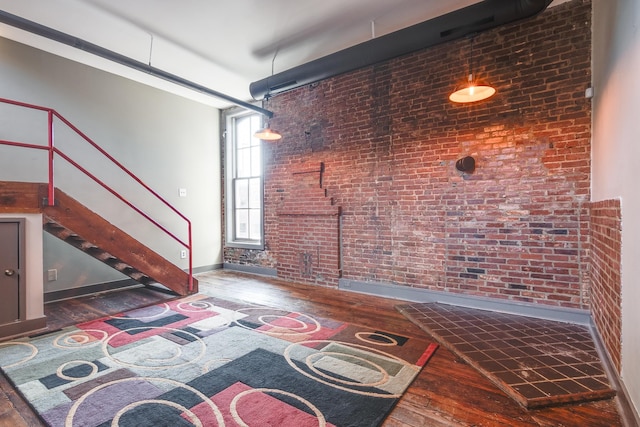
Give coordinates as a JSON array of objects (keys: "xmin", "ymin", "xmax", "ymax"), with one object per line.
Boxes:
[{"xmin": 0, "ymin": 97, "xmax": 194, "ymax": 291}]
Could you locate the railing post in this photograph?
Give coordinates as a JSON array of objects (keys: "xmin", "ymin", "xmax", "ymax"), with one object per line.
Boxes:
[
  {"xmin": 188, "ymin": 221, "xmax": 194, "ymax": 292},
  {"xmin": 47, "ymin": 110, "xmax": 55, "ymax": 206}
]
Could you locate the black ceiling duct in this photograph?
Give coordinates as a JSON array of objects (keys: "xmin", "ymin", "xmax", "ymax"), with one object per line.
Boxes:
[{"xmin": 249, "ymin": 0, "xmax": 553, "ymax": 100}]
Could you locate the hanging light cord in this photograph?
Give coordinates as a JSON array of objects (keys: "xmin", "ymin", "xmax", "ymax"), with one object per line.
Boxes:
[
  {"xmin": 265, "ymin": 48, "xmax": 279, "ymax": 103},
  {"xmin": 263, "ymin": 48, "xmax": 279, "ymax": 108},
  {"xmin": 470, "ymin": 35, "xmax": 473, "ymax": 80},
  {"xmin": 469, "ymin": 34, "xmax": 475, "ymax": 82},
  {"xmin": 253, "ymin": 48, "xmax": 283, "ymax": 140},
  {"xmin": 271, "ymin": 47, "xmax": 278, "ymax": 77}
]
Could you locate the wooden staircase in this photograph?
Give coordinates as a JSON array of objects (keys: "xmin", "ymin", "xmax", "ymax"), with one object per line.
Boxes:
[{"xmin": 0, "ymin": 181, "xmax": 197, "ymax": 296}]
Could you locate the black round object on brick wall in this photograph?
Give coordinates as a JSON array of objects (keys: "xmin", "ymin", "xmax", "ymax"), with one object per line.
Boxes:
[{"xmin": 456, "ymin": 156, "xmax": 475, "ymax": 172}]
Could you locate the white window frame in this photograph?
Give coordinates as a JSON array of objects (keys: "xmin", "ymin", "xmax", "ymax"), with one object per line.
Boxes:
[{"xmin": 224, "ymin": 110, "xmax": 264, "ymax": 249}]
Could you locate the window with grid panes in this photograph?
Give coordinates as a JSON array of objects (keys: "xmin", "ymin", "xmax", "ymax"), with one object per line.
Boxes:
[{"xmin": 225, "ymin": 112, "xmax": 263, "ymax": 248}]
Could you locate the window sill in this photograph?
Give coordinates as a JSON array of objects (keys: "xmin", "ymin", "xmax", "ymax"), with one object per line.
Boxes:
[{"xmin": 225, "ymin": 241, "xmax": 264, "ymax": 250}]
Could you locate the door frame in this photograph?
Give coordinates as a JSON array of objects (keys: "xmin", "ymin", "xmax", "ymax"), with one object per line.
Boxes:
[{"xmin": 0, "ymin": 218, "xmax": 27, "ymax": 325}]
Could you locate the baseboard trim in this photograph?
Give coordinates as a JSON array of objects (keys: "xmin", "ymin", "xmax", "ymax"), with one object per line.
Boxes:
[
  {"xmin": 0, "ymin": 316, "xmax": 47, "ymax": 341},
  {"xmin": 223, "ymin": 263, "xmax": 277, "ymax": 277},
  {"xmin": 339, "ymin": 278, "xmax": 591, "ymax": 325},
  {"xmin": 590, "ymin": 319, "xmax": 640, "ymax": 427},
  {"xmin": 191, "ymin": 264, "xmax": 222, "ymax": 274},
  {"xmin": 44, "ymin": 265, "xmax": 223, "ymax": 303},
  {"xmin": 44, "ymin": 279, "xmax": 141, "ymax": 303}
]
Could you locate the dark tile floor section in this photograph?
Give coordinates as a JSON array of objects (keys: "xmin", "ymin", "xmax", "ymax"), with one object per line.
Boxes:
[{"xmin": 397, "ymin": 302, "xmax": 616, "ymax": 408}]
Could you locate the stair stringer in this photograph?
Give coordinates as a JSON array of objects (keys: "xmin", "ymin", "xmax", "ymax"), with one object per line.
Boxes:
[{"xmin": 41, "ymin": 186, "xmax": 197, "ymax": 296}]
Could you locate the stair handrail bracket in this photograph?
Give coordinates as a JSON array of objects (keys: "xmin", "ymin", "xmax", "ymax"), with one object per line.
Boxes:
[{"xmin": 0, "ymin": 97, "xmax": 195, "ymax": 292}]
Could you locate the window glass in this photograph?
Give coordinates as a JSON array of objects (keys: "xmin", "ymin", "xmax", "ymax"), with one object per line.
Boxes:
[
  {"xmin": 235, "ymin": 209, "xmax": 249, "ymax": 239},
  {"xmin": 237, "ymin": 149, "xmax": 251, "ymax": 178},
  {"xmin": 249, "ymin": 209, "xmax": 261, "ymax": 240},
  {"xmin": 249, "ymin": 178, "xmax": 261, "ymax": 208},
  {"xmin": 236, "ymin": 116, "xmax": 251, "ymax": 149},
  {"xmin": 235, "ymin": 179, "xmax": 249, "ymax": 208},
  {"xmin": 250, "ymin": 146, "xmax": 262, "ymax": 176}
]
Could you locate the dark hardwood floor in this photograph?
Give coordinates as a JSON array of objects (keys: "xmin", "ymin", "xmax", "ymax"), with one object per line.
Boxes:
[{"xmin": 0, "ymin": 270, "xmax": 624, "ymax": 426}]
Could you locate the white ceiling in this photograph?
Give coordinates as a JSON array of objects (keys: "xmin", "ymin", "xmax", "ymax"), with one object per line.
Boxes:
[{"xmin": 0, "ymin": 0, "xmax": 570, "ymax": 109}]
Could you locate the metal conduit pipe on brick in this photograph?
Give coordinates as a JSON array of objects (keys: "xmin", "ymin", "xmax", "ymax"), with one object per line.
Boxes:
[{"xmin": 249, "ymin": 0, "xmax": 553, "ymax": 100}]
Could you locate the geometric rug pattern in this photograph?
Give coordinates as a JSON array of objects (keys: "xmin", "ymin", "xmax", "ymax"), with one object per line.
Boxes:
[
  {"xmin": 397, "ymin": 302, "xmax": 615, "ymax": 409},
  {"xmin": 0, "ymin": 294, "xmax": 437, "ymax": 426}
]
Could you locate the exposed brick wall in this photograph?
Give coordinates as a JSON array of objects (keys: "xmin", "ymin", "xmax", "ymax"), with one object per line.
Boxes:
[
  {"xmin": 275, "ymin": 163, "xmax": 341, "ymax": 286},
  {"xmin": 588, "ymin": 199, "xmax": 622, "ymax": 372},
  {"xmin": 225, "ymin": 0, "xmax": 593, "ymax": 308}
]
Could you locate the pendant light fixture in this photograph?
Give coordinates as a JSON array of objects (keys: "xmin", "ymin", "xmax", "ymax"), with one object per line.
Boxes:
[
  {"xmin": 449, "ymin": 35, "xmax": 495, "ymax": 104},
  {"xmin": 254, "ymin": 126, "xmax": 282, "ymax": 140},
  {"xmin": 254, "ymin": 50, "xmax": 282, "ymax": 141},
  {"xmin": 254, "ymin": 94, "xmax": 282, "ymax": 140}
]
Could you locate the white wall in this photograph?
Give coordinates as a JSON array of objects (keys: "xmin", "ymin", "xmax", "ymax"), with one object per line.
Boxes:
[
  {"xmin": 0, "ymin": 36, "xmax": 222, "ymax": 292},
  {"xmin": 592, "ymin": 0, "xmax": 640, "ymax": 415},
  {"xmin": 42, "ymin": 233, "xmax": 129, "ymax": 293}
]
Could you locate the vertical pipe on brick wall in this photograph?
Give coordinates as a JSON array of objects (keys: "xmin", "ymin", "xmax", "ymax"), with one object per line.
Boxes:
[{"xmin": 338, "ymin": 208, "xmax": 343, "ymax": 278}]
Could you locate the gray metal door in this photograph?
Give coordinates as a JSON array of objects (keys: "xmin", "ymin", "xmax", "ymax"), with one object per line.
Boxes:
[{"xmin": 0, "ymin": 221, "xmax": 20, "ymax": 324}]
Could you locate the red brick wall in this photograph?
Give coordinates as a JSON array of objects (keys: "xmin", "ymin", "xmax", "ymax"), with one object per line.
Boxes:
[
  {"xmin": 275, "ymin": 163, "xmax": 341, "ymax": 286},
  {"xmin": 225, "ymin": 0, "xmax": 593, "ymax": 308},
  {"xmin": 588, "ymin": 199, "xmax": 622, "ymax": 372}
]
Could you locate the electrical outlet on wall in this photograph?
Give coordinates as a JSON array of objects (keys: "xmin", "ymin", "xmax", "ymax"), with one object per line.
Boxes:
[
  {"xmin": 47, "ymin": 269, "xmax": 57, "ymax": 281},
  {"xmin": 180, "ymin": 250, "xmax": 187, "ymax": 259}
]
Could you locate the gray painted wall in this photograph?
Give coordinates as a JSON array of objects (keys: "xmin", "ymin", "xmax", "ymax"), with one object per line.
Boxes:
[
  {"xmin": 0, "ymin": 37, "xmax": 221, "ymax": 293},
  {"xmin": 592, "ymin": 0, "xmax": 640, "ymax": 416}
]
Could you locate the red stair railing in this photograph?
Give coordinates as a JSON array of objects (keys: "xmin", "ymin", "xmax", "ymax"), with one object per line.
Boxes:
[{"xmin": 0, "ymin": 97, "xmax": 194, "ymax": 292}]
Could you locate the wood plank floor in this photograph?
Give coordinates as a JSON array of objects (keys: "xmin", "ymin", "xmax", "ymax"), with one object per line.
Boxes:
[{"xmin": 0, "ymin": 270, "xmax": 624, "ymax": 426}]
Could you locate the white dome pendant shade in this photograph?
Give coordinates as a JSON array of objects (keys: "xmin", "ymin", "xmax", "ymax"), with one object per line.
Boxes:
[
  {"xmin": 254, "ymin": 127, "xmax": 282, "ymax": 140},
  {"xmin": 449, "ymin": 73, "xmax": 496, "ymax": 103}
]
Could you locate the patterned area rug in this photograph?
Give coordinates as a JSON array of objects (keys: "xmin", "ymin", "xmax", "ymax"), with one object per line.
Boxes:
[{"xmin": 0, "ymin": 294, "xmax": 437, "ymax": 427}]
